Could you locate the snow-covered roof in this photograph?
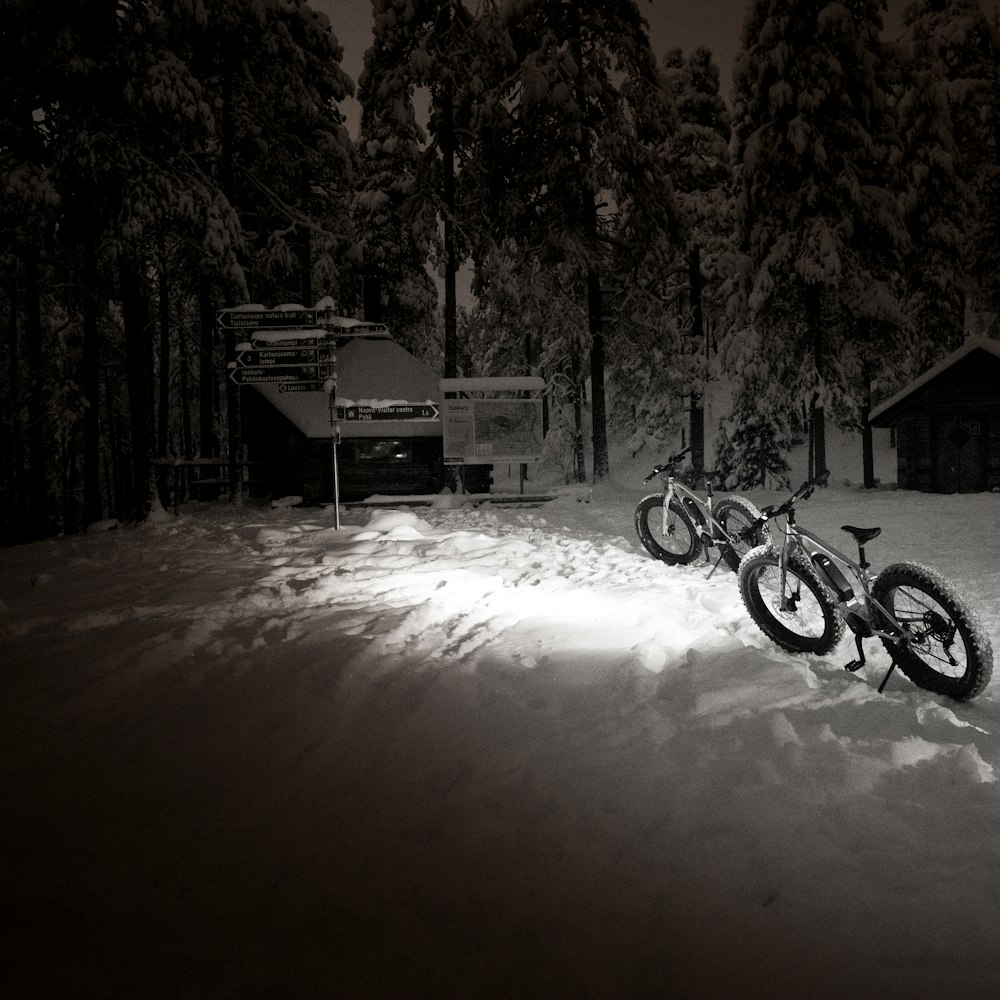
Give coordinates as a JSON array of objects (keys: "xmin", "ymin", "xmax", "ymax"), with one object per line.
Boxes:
[{"xmin": 869, "ymin": 337, "xmax": 1000, "ymax": 425}]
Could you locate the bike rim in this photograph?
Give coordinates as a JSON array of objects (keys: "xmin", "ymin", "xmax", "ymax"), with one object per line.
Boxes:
[
  {"xmin": 752, "ymin": 564, "xmax": 829, "ymax": 641},
  {"xmin": 651, "ymin": 508, "xmax": 695, "ymax": 556}
]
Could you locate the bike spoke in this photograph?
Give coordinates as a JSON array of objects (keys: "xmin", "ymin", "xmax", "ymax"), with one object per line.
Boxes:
[
  {"xmin": 756, "ymin": 566, "xmax": 828, "ymax": 640},
  {"xmin": 891, "ymin": 586, "xmax": 969, "ymax": 678}
]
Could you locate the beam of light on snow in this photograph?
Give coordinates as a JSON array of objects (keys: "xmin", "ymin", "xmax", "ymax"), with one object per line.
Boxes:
[{"xmin": 280, "ymin": 509, "xmax": 712, "ymax": 671}]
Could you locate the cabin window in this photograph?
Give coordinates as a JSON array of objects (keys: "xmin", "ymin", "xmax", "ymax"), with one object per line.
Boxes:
[{"xmin": 357, "ymin": 439, "xmax": 411, "ymax": 462}]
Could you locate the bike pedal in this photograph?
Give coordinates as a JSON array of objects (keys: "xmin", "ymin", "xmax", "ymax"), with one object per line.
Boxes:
[{"xmin": 844, "ymin": 659, "xmax": 864, "ymax": 673}]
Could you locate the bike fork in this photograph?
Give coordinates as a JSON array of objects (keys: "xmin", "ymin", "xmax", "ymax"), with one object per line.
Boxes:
[{"xmin": 661, "ymin": 485, "xmax": 674, "ymax": 536}]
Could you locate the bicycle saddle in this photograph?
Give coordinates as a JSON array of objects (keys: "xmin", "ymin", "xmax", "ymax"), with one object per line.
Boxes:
[{"xmin": 841, "ymin": 525, "xmax": 881, "ymax": 544}]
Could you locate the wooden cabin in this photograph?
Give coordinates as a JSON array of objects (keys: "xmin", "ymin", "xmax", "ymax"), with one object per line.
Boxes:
[
  {"xmin": 868, "ymin": 338, "xmax": 1000, "ymax": 493},
  {"xmin": 242, "ymin": 321, "xmax": 490, "ymax": 502}
]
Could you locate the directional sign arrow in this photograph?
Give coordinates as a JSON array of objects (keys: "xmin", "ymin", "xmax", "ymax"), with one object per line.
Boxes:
[
  {"xmin": 235, "ymin": 347, "xmax": 327, "ymax": 367},
  {"xmin": 228, "ymin": 364, "xmax": 320, "ymax": 385},
  {"xmin": 278, "ymin": 381, "xmax": 326, "ymax": 393},
  {"xmin": 337, "ymin": 403, "xmax": 440, "ymax": 421},
  {"xmin": 249, "ymin": 336, "xmax": 327, "ymax": 349},
  {"xmin": 218, "ymin": 309, "xmax": 316, "ymax": 330}
]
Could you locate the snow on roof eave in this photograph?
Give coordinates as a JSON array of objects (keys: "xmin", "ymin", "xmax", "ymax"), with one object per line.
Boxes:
[{"xmin": 868, "ymin": 337, "xmax": 1000, "ymax": 425}]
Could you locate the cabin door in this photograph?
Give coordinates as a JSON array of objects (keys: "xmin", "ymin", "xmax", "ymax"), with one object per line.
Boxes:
[{"xmin": 934, "ymin": 415, "xmax": 987, "ymax": 493}]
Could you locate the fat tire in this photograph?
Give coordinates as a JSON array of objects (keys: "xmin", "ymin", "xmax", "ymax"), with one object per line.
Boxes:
[
  {"xmin": 872, "ymin": 562, "xmax": 993, "ymax": 701},
  {"xmin": 738, "ymin": 544, "xmax": 844, "ymax": 655},
  {"xmin": 634, "ymin": 493, "xmax": 701, "ymax": 565},
  {"xmin": 714, "ymin": 495, "xmax": 770, "ymax": 572}
]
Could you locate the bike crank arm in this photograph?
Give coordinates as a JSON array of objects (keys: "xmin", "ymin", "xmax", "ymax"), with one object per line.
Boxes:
[{"xmin": 844, "ymin": 625, "xmax": 908, "ymax": 694}]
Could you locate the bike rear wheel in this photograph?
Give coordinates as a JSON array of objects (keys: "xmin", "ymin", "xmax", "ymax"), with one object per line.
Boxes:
[
  {"xmin": 739, "ymin": 544, "xmax": 844, "ymax": 654},
  {"xmin": 713, "ymin": 495, "xmax": 770, "ymax": 572},
  {"xmin": 634, "ymin": 493, "xmax": 701, "ymax": 565},
  {"xmin": 872, "ymin": 563, "xmax": 993, "ymax": 701}
]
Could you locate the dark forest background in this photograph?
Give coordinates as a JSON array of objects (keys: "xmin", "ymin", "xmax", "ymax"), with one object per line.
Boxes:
[{"xmin": 2, "ymin": 0, "xmax": 998, "ymax": 544}]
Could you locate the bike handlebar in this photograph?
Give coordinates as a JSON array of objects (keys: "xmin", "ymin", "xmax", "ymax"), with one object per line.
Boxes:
[
  {"xmin": 758, "ymin": 469, "xmax": 830, "ymax": 521},
  {"xmin": 643, "ymin": 445, "xmax": 693, "ymax": 482}
]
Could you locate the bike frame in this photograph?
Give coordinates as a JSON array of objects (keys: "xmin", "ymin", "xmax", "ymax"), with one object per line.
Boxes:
[
  {"xmin": 772, "ymin": 515, "xmax": 904, "ymax": 645},
  {"xmin": 660, "ymin": 469, "xmax": 730, "ymax": 548}
]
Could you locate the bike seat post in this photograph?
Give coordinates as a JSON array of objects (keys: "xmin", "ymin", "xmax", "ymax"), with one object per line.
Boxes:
[{"xmin": 857, "ymin": 544, "xmax": 869, "ymax": 571}]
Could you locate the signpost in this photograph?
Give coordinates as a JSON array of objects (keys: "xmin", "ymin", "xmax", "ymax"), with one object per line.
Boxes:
[{"xmin": 220, "ymin": 306, "xmax": 342, "ymax": 525}]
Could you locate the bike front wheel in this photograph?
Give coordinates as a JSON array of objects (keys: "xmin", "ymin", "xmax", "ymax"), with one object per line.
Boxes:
[
  {"xmin": 872, "ymin": 563, "xmax": 993, "ymax": 701},
  {"xmin": 634, "ymin": 493, "xmax": 701, "ymax": 565},
  {"xmin": 738, "ymin": 544, "xmax": 844, "ymax": 655},
  {"xmin": 713, "ymin": 495, "xmax": 770, "ymax": 572}
]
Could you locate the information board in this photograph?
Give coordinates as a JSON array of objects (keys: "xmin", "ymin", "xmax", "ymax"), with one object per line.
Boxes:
[{"xmin": 442, "ymin": 398, "xmax": 543, "ymax": 465}]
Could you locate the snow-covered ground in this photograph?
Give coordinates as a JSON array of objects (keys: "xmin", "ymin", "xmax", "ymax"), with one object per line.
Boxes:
[{"xmin": 3, "ymin": 469, "xmax": 1000, "ymax": 999}]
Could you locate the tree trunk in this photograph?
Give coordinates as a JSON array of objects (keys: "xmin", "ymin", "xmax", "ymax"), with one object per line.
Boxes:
[
  {"xmin": 688, "ymin": 246, "xmax": 705, "ymax": 475},
  {"xmin": 225, "ymin": 324, "xmax": 243, "ymax": 504},
  {"xmin": 120, "ymin": 254, "xmax": 154, "ymax": 520},
  {"xmin": 440, "ymin": 84, "xmax": 460, "ymax": 492},
  {"xmin": 221, "ymin": 53, "xmax": 242, "ymax": 504},
  {"xmin": 442, "ymin": 87, "xmax": 458, "ymax": 381},
  {"xmin": 570, "ymin": 335, "xmax": 586, "ymax": 483},
  {"xmin": 82, "ymin": 230, "xmax": 103, "ymax": 527},
  {"xmin": 105, "ymin": 358, "xmax": 121, "ymax": 520},
  {"xmin": 24, "ymin": 255, "xmax": 49, "ymax": 538},
  {"xmin": 198, "ymin": 274, "xmax": 216, "ymax": 458},
  {"xmin": 807, "ymin": 286, "xmax": 827, "ymax": 479},
  {"xmin": 586, "ymin": 266, "xmax": 609, "ymax": 480},
  {"xmin": 299, "ymin": 227, "xmax": 313, "ymax": 307},
  {"xmin": 179, "ymin": 301, "xmax": 193, "ymax": 461},
  {"xmin": 299, "ymin": 168, "xmax": 313, "ymax": 306},
  {"xmin": 157, "ymin": 245, "xmax": 170, "ymax": 459},
  {"xmin": 6, "ymin": 266, "xmax": 24, "ymax": 542},
  {"xmin": 862, "ymin": 365, "xmax": 876, "ymax": 488},
  {"xmin": 811, "ymin": 399, "xmax": 827, "ymax": 478},
  {"xmin": 572, "ymin": 24, "xmax": 608, "ymax": 483}
]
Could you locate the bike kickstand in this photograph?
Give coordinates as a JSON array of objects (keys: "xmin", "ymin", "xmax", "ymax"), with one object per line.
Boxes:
[
  {"xmin": 877, "ymin": 656, "xmax": 899, "ymax": 695},
  {"xmin": 705, "ymin": 549, "xmax": 726, "ymax": 580}
]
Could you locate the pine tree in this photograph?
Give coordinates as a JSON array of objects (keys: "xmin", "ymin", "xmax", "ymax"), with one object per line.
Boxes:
[
  {"xmin": 355, "ymin": 7, "xmax": 441, "ymax": 356},
  {"xmin": 895, "ymin": 0, "xmax": 1000, "ymax": 356},
  {"xmin": 660, "ymin": 45, "xmax": 734, "ymax": 470},
  {"xmin": 0, "ymin": 0, "xmax": 62, "ymax": 538},
  {"xmin": 486, "ymin": 0, "xmax": 677, "ymax": 481},
  {"xmin": 731, "ymin": 0, "xmax": 906, "ymax": 480},
  {"xmin": 466, "ymin": 240, "xmax": 591, "ymax": 481},
  {"xmin": 358, "ymin": 0, "xmax": 492, "ymax": 380},
  {"xmin": 0, "ymin": 0, "xmax": 358, "ymax": 533}
]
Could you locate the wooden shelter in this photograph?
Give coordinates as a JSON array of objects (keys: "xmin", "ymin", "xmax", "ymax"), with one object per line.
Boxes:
[
  {"xmin": 242, "ymin": 325, "xmax": 493, "ymax": 502},
  {"xmin": 869, "ymin": 338, "xmax": 1000, "ymax": 493}
]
